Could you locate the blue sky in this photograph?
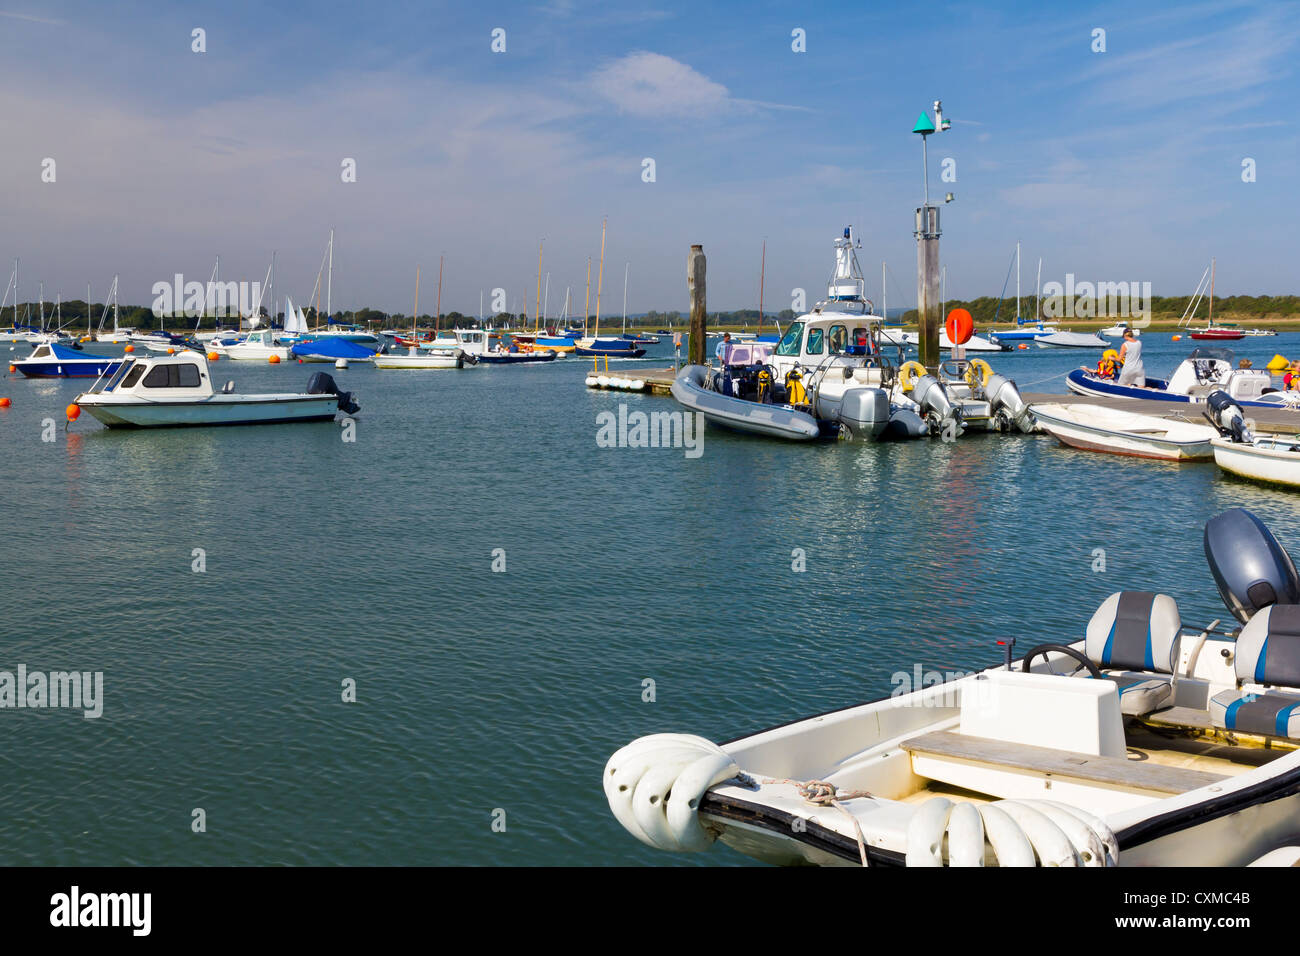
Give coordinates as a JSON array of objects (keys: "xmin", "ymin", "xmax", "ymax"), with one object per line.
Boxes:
[{"xmin": 1, "ymin": 0, "xmax": 1295, "ymax": 317}]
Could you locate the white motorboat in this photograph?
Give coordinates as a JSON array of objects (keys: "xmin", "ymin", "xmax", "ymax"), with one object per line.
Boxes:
[
  {"xmin": 1030, "ymin": 403, "xmax": 1217, "ymax": 460},
  {"xmin": 374, "ymin": 346, "xmax": 475, "ymax": 369},
  {"xmin": 419, "ymin": 328, "xmax": 490, "ymax": 357},
  {"xmin": 1203, "ymin": 390, "xmax": 1300, "ymax": 488},
  {"xmin": 1036, "ymin": 331, "xmax": 1110, "ymax": 349},
  {"xmin": 1099, "ymin": 322, "xmax": 1141, "ymax": 337},
  {"xmin": 604, "ymin": 507, "xmax": 1300, "ymax": 867},
  {"xmin": 74, "ymin": 352, "xmax": 358, "ymax": 428},
  {"xmin": 877, "ymin": 328, "xmax": 1006, "ymax": 352},
  {"xmin": 218, "ymin": 329, "xmax": 292, "ymax": 362}
]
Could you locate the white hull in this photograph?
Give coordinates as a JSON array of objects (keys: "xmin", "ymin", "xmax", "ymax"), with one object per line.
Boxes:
[
  {"xmin": 374, "ymin": 352, "xmax": 465, "ymax": 369},
  {"xmin": 79, "ymin": 394, "xmax": 342, "ymax": 428},
  {"xmin": 878, "ymin": 329, "xmax": 1005, "ymax": 352},
  {"xmin": 1031, "ymin": 403, "xmax": 1217, "ymax": 460},
  {"xmin": 221, "ymin": 344, "xmax": 293, "ymax": 361},
  {"xmin": 1036, "ymin": 332, "xmax": 1110, "ymax": 349},
  {"xmin": 1212, "ymin": 437, "xmax": 1300, "ymax": 487}
]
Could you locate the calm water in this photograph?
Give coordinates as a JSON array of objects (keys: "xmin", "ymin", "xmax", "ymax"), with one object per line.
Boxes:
[{"xmin": 2, "ymin": 332, "xmax": 1298, "ymax": 865}]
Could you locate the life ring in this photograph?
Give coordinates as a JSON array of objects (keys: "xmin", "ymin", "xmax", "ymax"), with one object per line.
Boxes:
[
  {"xmin": 899, "ymin": 360, "xmax": 927, "ymax": 393},
  {"xmin": 964, "ymin": 358, "xmax": 993, "ymax": 390}
]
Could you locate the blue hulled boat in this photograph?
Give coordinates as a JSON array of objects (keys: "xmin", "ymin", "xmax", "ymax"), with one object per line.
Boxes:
[{"xmin": 13, "ymin": 341, "xmax": 125, "ymax": 378}]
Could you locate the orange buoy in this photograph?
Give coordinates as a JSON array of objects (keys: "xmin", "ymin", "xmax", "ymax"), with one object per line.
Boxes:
[
  {"xmin": 0, "ymin": 397, "xmax": 10, "ymax": 408},
  {"xmin": 1172, "ymin": 334, "xmax": 1182, "ymax": 342},
  {"xmin": 268, "ymin": 354, "xmax": 281, "ymax": 364},
  {"xmin": 124, "ymin": 344, "xmax": 135, "ymax": 353},
  {"xmin": 1018, "ymin": 343, "xmax": 1028, "ymax": 350},
  {"xmin": 66, "ymin": 403, "xmax": 81, "ymax": 421},
  {"xmin": 297, "ymin": 358, "xmax": 303, "ymax": 364},
  {"xmin": 945, "ymin": 308, "xmax": 974, "ymax": 346},
  {"xmin": 207, "ymin": 351, "xmax": 219, "ymax": 361},
  {"xmin": 7, "ymin": 364, "xmax": 15, "ymax": 373},
  {"xmin": 167, "ymin": 347, "xmax": 176, "ymax": 354}
]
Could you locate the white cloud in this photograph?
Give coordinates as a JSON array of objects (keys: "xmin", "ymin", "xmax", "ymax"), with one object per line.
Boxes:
[{"xmin": 589, "ymin": 52, "xmax": 730, "ymax": 117}]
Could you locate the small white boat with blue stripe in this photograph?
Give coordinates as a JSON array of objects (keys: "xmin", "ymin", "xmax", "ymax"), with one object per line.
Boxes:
[{"xmin": 13, "ymin": 341, "xmax": 125, "ymax": 378}]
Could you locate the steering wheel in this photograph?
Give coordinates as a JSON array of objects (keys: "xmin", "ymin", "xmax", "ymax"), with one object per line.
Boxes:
[{"xmin": 1019, "ymin": 643, "xmax": 1104, "ymax": 679}]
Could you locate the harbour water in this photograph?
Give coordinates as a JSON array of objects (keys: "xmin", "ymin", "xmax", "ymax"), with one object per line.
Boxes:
[{"xmin": 2, "ymin": 331, "xmax": 1299, "ymax": 865}]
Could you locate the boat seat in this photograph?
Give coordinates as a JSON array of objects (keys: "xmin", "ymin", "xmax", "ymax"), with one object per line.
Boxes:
[
  {"xmin": 1209, "ymin": 605, "xmax": 1300, "ymax": 739},
  {"xmin": 1084, "ymin": 591, "xmax": 1182, "ymax": 716}
]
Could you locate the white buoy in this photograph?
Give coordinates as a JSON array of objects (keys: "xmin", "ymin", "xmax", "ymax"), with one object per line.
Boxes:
[
  {"xmin": 335, "ymin": 358, "xmax": 349, "ymax": 369},
  {"xmin": 631, "ymin": 380, "xmax": 646, "ymax": 390},
  {"xmin": 585, "ymin": 376, "xmax": 599, "ymax": 388},
  {"xmin": 596, "ymin": 375, "xmax": 610, "ymax": 388}
]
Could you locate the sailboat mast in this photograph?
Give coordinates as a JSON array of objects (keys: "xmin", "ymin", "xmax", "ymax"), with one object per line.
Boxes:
[
  {"xmin": 1015, "ymin": 240, "xmax": 1020, "ymax": 321},
  {"xmin": 435, "ymin": 255, "xmax": 443, "ymax": 333},
  {"xmin": 1035, "ymin": 257, "xmax": 1042, "ymax": 321},
  {"xmin": 622, "ymin": 262, "xmax": 629, "ymax": 335},
  {"xmin": 326, "ymin": 228, "xmax": 334, "ymax": 322},
  {"xmin": 543, "ymin": 273, "xmax": 550, "ymax": 326},
  {"xmin": 87, "ymin": 282, "xmax": 91, "ymax": 333},
  {"xmin": 38, "ymin": 282, "xmax": 44, "ymax": 331},
  {"xmin": 534, "ymin": 240, "xmax": 543, "ymax": 332},
  {"xmin": 1209, "ymin": 257, "xmax": 1215, "ymax": 325},
  {"xmin": 113, "ymin": 275, "xmax": 118, "ymax": 333},
  {"xmin": 584, "ymin": 258, "xmax": 591, "ymax": 337},
  {"xmin": 758, "ymin": 240, "xmax": 766, "ymax": 330},
  {"xmin": 882, "ymin": 261, "xmax": 887, "ymax": 321},
  {"xmin": 594, "ymin": 218, "xmax": 606, "ymax": 338},
  {"xmin": 413, "ymin": 266, "xmax": 420, "ymax": 340}
]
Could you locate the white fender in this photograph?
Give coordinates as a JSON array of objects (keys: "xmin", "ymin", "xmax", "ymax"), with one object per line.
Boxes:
[
  {"xmin": 1041, "ymin": 801, "xmax": 1118, "ymax": 867},
  {"xmin": 585, "ymin": 377, "xmax": 598, "ymax": 388},
  {"xmin": 905, "ymin": 797, "xmax": 954, "ymax": 867},
  {"xmin": 1031, "ymin": 802, "xmax": 1107, "ymax": 867},
  {"xmin": 665, "ymin": 750, "xmax": 740, "ymax": 851},
  {"xmin": 632, "ymin": 758, "xmax": 698, "ymax": 851},
  {"xmin": 945, "ymin": 801, "xmax": 985, "ymax": 867},
  {"xmin": 604, "ymin": 736, "xmax": 719, "ymax": 848},
  {"xmin": 978, "ymin": 803, "xmax": 1037, "ymax": 867},
  {"xmin": 998, "ymin": 801, "xmax": 1078, "ymax": 867}
]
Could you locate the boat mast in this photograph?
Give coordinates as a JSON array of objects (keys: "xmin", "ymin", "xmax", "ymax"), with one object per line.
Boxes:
[
  {"xmin": 412, "ymin": 266, "xmax": 420, "ymax": 342},
  {"xmin": 594, "ymin": 218, "xmax": 606, "ymax": 339},
  {"xmin": 543, "ymin": 272, "xmax": 550, "ymax": 328},
  {"xmin": 1015, "ymin": 240, "xmax": 1020, "ymax": 322},
  {"xmin": 758, "ymin": 240, "xmax": 766, "ymax": 331},
  {"xmin": 1201, "ymin": 257, "xmax": 1211, "ymax": 325},
  {"xmin": 326, "ymin": 228, "xmax": 334, "ymax": 323},
  {"xmin": 584, "ymin": 258, "xmax": 591, "ymax": 338},
  {"xmin": 87, "ymin": 282, "xmax": 91, "ymax": 334},
  {"xmin": 1035, "ymin": 257, "xmax": 1042, "ymax": 322},
  {"xmin": 112, "ymin": 275, "xmax": 119, "ymax": 333},
  {"xmin": 435, "ymin": 255, "xmax": 443, "ymax": 333},
  {"xmin": 38, "ymin": 282, "xmax": 44, "ymax": 331},
  {"xmin": 882, "ymin": 261, "xmax": 887, "ymax": 321},
  {"xmin": 563, "ymin": 286, "xmax": 569, "ymax": 325},
  {"xmin": 269, "ymin": 251, "xmax": 276, "ymax": 330},
  {"xmin": 622, "ymin": 262, "xmax": 629, "ymax": 335},
  {"xmin": 534, "ymin": 240, "xmax": 543, "ymax": 333}
]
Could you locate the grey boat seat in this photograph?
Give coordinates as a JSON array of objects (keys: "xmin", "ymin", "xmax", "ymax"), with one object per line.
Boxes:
[
  {"xmin": 1084, "ymin": 591, "xmax": 1182, "ymax": 716},
  {"xmin": 1209, "ymin": 605, "xmax": 1300, "ymax": 740}
]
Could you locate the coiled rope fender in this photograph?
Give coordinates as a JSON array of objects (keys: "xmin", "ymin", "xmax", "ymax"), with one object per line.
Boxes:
[
  {"xmin": 603, "ymin": 734, "xmax": 741, "ymax": 852},
  {"xmin": 905, "ymin": 797, "xmax": 1118, "ymax": 867}
]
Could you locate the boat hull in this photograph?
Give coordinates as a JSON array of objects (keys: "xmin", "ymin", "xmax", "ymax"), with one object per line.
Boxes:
[
  {"xmin": 1212, "ymin": 437, "xmax": 1300, "ymax": 488},
  {"xmin": 477, "ymin": 351, "xmax": 557, "ymax": 364},
  {"xmin": 1036, "ymin": 332, "xmax": 1110, "ymax": 349},
  {"xmin": 670, "ymin": 365, "xmax": 820, "ymax": 441},
  {"xmin": 78, "ymin": 394, "xmax": 342, "ymax": 428},
  {"xmin": 15, "ymin": 358, "xmax": 124, "ymax": 378}
]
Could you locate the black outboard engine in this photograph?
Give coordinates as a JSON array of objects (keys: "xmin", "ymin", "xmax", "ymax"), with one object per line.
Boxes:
[
  {"xmin": 1204, "ymin": 508, "xmax": 1300, "ymax": 623},
  {"xmin": 1204, "ymin": 389, "xmax": 1252, "ymax": 443},
  {"xmin": 305, "ymin": 371, "xmax": 361, "ymax": 416}
]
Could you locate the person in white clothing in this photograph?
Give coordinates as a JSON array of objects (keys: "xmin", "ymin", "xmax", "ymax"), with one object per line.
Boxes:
[{"xmin": 1117, "ymin": 329, "xmax": 1144, "ymax": 386}]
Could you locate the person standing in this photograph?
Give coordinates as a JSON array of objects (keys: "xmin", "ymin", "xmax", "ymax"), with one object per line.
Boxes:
[
  {"xmin": 1117, "ymin": 328, "xmax": 1144, "ymax": 386},
  {"xmin": 714, "ymin": 332, "xmax": 732, "ymax": 367}
]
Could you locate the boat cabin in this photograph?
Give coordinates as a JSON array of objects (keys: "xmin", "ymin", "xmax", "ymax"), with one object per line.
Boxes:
[
  {"xmin": 1167, "ymin": 348, "xmax": 1274, "ymax": 402},
  {"xmin": 88, "ymin": 353, "xmax": 215, "ymax": 398}
]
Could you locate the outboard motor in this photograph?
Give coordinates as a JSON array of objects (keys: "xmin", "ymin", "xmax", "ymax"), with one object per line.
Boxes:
[
  {"xmin": 910, "ymin": 374, "xmax": 961, "ymax": 436},
  {"xmin": 1204, "ymin": 508, "xmax": 1300, "ymax": 623},
  {"xmin": 985, "ymin": 373, "xmax": 1034, "ymax": 433},
  {"xmin": 837, "ymin": 386, "xmax": 890, "ymax": 440},
  {"xmin": 305, "ymin": 371, "xmax": 361, "ymax": 416},
  {"xmin": 1204, "ymin": 389, "xmax": 1252, "ymax": 443}
]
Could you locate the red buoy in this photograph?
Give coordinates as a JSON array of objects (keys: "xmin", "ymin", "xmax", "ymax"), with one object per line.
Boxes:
[{"xmin": 945, "ymin": 308, "xmax": 974, "ymax": 346}]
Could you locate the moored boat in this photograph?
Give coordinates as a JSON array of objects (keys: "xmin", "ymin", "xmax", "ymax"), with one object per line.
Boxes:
[
  {"xmin": 1030, "ymin": 403, "xmax": 1217, "ymax": 460},
  {"xmin": 1066, "ymin": 347, "xmax": 1300, "ymax": 409},
  {"xmin": 12, "ymin": 341, "xmax": 125, "ymax": 379},
  {"xmin": 1035, "ymin": 331, "xmax": 1110, "ymax": 349},
  {"xmin": 74, "ymin": 352, "xmax": 358, "ymax": 427},
  {"xmin": 603, "ymin": 507, "xmax": 1300, "ymax": 867}
]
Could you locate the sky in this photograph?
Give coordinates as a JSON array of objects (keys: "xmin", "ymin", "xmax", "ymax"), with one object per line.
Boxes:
[{"xmin": 0, "ymin": 0, "xmax": 1296, "ymax": 318}]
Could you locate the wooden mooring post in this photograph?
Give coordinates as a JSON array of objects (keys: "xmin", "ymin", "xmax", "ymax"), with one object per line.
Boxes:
[{"xmin": 688, "ymin": 244, "xmax": 706, "ymax": 366}]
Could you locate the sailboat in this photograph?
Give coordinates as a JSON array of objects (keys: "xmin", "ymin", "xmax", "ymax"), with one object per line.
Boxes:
[
  {"xmin": 987, "ymin": 244, "xmax": 1059, "ymax": 344},
  {"xmin": 1180, "ymin": 259, "xmax": 1271, "ymax": 339},
  {"xmin": 94, "ymin": 276, "xmax": 135, "ymax": 343},
  {"xmin": 618, "ymin": 264, "xmax": 658, "ymax": 345},
  {"xmin": 575, "ymin": 221, "xmax": 645, "ymax": 358}
]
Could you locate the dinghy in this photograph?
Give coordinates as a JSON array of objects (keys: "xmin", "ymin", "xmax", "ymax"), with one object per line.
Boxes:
[
  {"xmin": 1030, "ymin": 403, "xmax": 1217, "ymax": 460},
  {"xmin": 604, "ymin": 507, "xmax": 1300, "ymax": 867},
  {"xmin": 74, "ymin": 352, "xmax": 358, "ymax": 428},
  {"xmin": 1203, "ymin": 390, "xmax": 1300, "ymax": 488},
  {"xmin": 290, "ymin": 338, "xmax": 376, "ymax": 363},
  {"xmin": 1036, "ymin": 331, "xmax": 1109, "ymax": 349},
  {"xmin": 219, "ymin": 329, "xmax": 293, "ymax": 362}
]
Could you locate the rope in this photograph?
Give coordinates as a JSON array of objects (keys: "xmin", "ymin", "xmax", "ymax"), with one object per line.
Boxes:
[{"xmin": 764, "ymin": 777, "xmax": 875, "ymax": 866}]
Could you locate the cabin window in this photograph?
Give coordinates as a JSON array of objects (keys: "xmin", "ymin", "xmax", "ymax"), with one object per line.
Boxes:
[
  {"xmin": 120, "ymin": 364, "xmax": 147, "ymax": 389},
  {"xmin": 142, "ymin": 363, "xmax": 202, "ymax": 388},
  {"xmin": 775, "ymin": 322, "xmax": 804, "ymax": 356},
  {"xmin": 828, "ymin": 325, "xmax": 847, "ymax": 352},
  {"xmin": 806, "ymin": 328, "xmax": 825, "ymax": 355}
]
